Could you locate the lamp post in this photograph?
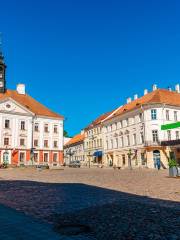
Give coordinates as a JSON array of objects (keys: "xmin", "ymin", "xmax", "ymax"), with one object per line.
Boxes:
[
  {"xmin": 66, "ymin": 148, "xmax": 75, "ymax": 165},
  {"xmin": 87, "ymin": 153, "xmax": 92, "ymax": 168},
  {"xmin": 127, "ymin": 148, "xmax": 132, "ymax": 170}
]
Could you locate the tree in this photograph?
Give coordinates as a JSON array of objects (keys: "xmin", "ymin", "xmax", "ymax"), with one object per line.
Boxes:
[{"xmin": 63, "ymin": 130, "xmax": 69, "ymax": 137}]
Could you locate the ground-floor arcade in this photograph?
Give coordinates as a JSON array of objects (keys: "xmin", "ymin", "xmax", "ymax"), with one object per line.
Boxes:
[{"xmin": 0, "ymin": 149, "xmax": 63, "ymax": 167}]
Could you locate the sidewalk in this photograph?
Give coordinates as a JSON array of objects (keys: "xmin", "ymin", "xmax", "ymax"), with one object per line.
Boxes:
[{"xmin": 0, "ymin": 204, "xmax": 62, "ymax": 240}]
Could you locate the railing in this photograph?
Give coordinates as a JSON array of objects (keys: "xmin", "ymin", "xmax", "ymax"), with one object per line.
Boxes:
[{"xmin": 144, "ymin": 141, "xmax": 161, "ymax": 146}]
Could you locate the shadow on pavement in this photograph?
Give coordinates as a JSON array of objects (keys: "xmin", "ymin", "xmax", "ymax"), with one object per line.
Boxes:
[{"xmin": 0, "ymin": 180, "xmax": 179, "ymax": 240}]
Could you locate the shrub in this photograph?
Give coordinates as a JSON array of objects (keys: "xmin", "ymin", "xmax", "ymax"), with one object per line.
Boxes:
[{"xmin": 168, "ymin": 159, "xmax": 178, "ymax": 168}]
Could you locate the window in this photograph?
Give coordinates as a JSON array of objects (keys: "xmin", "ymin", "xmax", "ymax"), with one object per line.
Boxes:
[
  {"xmin": 140, "ymin": 132, "xmax": 144, "ymax": 144},
  {"xmin": 126, "ymin": 118, "xmax": 129, "ymax": 126},
  {"xmin": 53, "ymin": 141, "xmax": 58, "ymax": 148},
  {"xmin": 174, "ymin": 111, "xmax": 178, "ymax": 121},
  {"xmin": 176, "ymin": 131, "xmax": 179, "ymax": 140},
  {"xmin": 141, "ymin": 153, "xmax": 146, "ymax": 165},
  {"xmin": 167, "ymin": 130, "xmax": 171, "ymax": 141},
  {"xmin": 5, "ymin": 119, "xmax": 10, "ymax": 129},
  {"xmin": 53, "ymin": 153, "xmax": 58, "ymax": 162},
  {"xmin": 4, "ymin": 138, "xmax": 9, "ymax": 145},
  {"xmin": 127, "ymin": 135, "xmax": 130, "ymax": 146},
  {"xmin": 111, "ymin": 139, "xmax": 113, "ymax": 149},
  {"xmin": 20, "ymin": 138, "xmax": 25, "ymax": 146},
  {"xmin": 34, "ymin": 139, "xmax": 38, "ymax": 147},
  {"xmin": 43, "ymin": 153, "xmax": 49, "ymax": 162},
  {"xmin": 139, "ymin": 113, "xmax": 143, "ymax": 122},
  {"xmin": 115, "ymin": 122, "xmax": 117, "ymax": 130},
  {"xmin": 44, "ymin": 140, "xmax": 48, "ymax": 147},
  {"xmin": 121, "ymin": 136, "xmax": 124, "ymax": 147},
  {"xmin": 166, "ymin": 110, "xmax": 170, "ymax": 121},
  {"xmin": 151, "ymin": 109, "xmax": 157, "ymax": 120},
  {"xmin": 34, "ymin": 153, "xmax": 38, "ymax": 162},
  {"xmin": 133, "ymin": 134, "xmax": 136, "ymax": 145},
  {"xmin": 44, "ymin": 124, "xmax": 49, "ymax": 133},
  {"xmin": 19, "ymin": 152, "xmax": 25, "ymax": 162},
  {"xmin": 131, "ymin": 117, "xmax": 135, "ymax": 125},
  {"xmin": 115, "ymin": 138, "xmax": 118, "ymax": 148},
  {"xmin": 106, "ymin": 140, "xmax": 109, "ymax": 149},
  {"xmin": 34, "ymin": 123, "xmax": 39, "ymax": 132},
  {"xmin": 122, "ymin": 154, "xmax": 126, "ymax": 165},
  {"xmin": 20, "ymin": 121, "xmax": 25, "ymax": 130},
  {"xmin": 100, "ymin": 139, "xmax": 102, "ymax": 147},
  {"xmin": 152, "ymin": 130, "xmax": 158, "ymax": 142},
  {"xmin": 54, "ymin": 125, "xmax": 58, "ymax": 133}
]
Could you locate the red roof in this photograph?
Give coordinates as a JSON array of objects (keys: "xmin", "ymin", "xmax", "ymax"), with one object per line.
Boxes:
[
  {"xmin": 65, "ymin": 133, "xmax": 85, "ymax": 147},
  {"xmin": 0, "ymin": 90, "xmax": 64, "ymax": 119},
  {"xmin": 85, "ymin": 110, "xmax": 115, "ymax": 130},
  {"xmin": 106, "ymin": 89, "xmax": 180, "ymax": 121}
]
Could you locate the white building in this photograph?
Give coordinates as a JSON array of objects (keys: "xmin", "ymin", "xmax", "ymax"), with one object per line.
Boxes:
[
  {"xmin": 0, "ymin": 51, "xmax": 64, "ymax": 166},
  {"xmin": 103, "ymin": 85, "xmax": 180, "ymax": 169}
]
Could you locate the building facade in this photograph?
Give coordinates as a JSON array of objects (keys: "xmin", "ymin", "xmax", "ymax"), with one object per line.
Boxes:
[
  {"xmin": 103, "ymin": 85, "xmax": 180, "ymax": 169},
  {"xmin": 64, "ymin": 132, "xmax": 85, "ymax": 165},
  {"xmin": 0, "ymin": 52, "xmax": 64, "ymax": 167},
  {"xmin": 84, "ymin": 111, "xmax": 117, "ymax": 166}
]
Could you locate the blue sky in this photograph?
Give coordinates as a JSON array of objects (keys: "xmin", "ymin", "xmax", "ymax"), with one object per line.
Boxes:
[{"xmin": 0, "ymin": 0, "xmax": 180, "ymax": 135}]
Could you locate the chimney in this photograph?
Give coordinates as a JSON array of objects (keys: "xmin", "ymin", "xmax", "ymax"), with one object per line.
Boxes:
[
  {"xmin": 152, "ymin": 84, "xmax": 157, "ymax": 91},
  {"xmin": 127, "ymin": 97, "xmax": 132, "ymax": 104},
  {"xmin": 134, "ymin": 94, "xmax": 138, "ymax": 100},
  {"xmin": 144, "ymin": 89, "xmax": 148, "ymax": 95},
  {"xmin": 17, "ymin": 84, "xmax": 25, "ymax": 95},
  {"xmin": 175, "ymin": 84, "xmax": 180, "ymax": 93},
  {"xmin": 168, "ymin": 87, "xmax": 172, "ymax": 91}
]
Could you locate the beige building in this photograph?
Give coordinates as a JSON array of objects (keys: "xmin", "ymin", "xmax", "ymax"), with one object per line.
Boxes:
[
  {"xmin": 102, "ymin": 85, "xmax": 180, "ymax": 169},
  {"xmin": 84, "ymin": 111, "xmax": 117, "ymax": 166},
  {"xmin": 64, "ymin": 131, "xmax": 85, "ymax": 165}
]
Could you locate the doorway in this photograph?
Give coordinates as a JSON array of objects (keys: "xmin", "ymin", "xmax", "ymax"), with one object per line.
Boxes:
[
  {"xmin": 153, "ymin": 150, "xmax": 161, "ymax": 169},
  {"xmin": 3, "ymin": 152, "xmax": 10, "ymax": 164}
]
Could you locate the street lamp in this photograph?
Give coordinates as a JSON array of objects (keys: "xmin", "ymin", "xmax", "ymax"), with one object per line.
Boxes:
[
  {"xmin": 86, "ymin": 153, "xmax": 92, "ymax": 168},
  {"xmin": 66, "ymin": 149, "xmax": 75, "ymax": 165},
  {"xmin": 127, "ymin": 149, "xmax": 132, "ymax": 170}
]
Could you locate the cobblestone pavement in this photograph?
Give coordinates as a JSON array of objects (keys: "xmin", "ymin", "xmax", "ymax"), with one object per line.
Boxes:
[{"xmin": 0, "ymin": 167, "xmax": 179, "ymax": 239}]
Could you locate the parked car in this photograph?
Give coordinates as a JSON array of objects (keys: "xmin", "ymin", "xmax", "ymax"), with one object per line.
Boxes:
[{"xmin": 69, "ymin": 161, "xmax": 81, "ymax": 168}]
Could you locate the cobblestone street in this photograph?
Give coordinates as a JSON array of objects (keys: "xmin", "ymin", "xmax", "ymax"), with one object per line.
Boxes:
[{"xmin": 0, "ymin": 167, "xmax": 179, "ymax": 239}]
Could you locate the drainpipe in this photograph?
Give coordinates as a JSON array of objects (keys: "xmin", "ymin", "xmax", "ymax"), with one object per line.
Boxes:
[
  {"xmin": 30, "ymin": 114, "xmax": 36, "ymax": 165},
  {"xmin": 141, "ymin": 105, "xmax": 147, "ymax": 166}
]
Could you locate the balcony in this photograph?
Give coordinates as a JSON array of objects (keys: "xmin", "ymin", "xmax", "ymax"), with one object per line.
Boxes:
[{"xmin": 144, "ymin": 141, "xmax": 161, "ymax": 147}]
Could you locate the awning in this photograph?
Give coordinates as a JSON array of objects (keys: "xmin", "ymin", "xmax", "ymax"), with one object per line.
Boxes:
[{"xmin": 93, "ymin": 151, "xmax": 103, "ymax": 157}]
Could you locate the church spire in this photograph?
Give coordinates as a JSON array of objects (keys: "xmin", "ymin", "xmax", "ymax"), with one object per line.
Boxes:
[
  {"xmin": 0, "ymin": 33, "xmax": 3, "ymax": 61},
  {"xmin": 0, "ymin": 33, "xmax": 6, "ymax": 93}
]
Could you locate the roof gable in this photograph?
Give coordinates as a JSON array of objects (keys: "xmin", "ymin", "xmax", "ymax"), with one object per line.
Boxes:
[{"xmin": 0, "ymin": 90, "xmax": 64, "ymax": 119}]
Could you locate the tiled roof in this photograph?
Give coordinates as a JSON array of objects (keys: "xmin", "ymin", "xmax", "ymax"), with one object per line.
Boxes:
[
  {"xmin": 106, "ymin": 89, "xmax": 180, "ymax": 121},
  {"xmin": 65, "ymin": 133, "xmax": 85, "ymax": 147},
  {"xmin": 0, "ymin": 90, "xmax": 64, "ymax": 119},
  {"xmin": 85, "ymin": 110, "xmax": 114, "ymax": 130}
]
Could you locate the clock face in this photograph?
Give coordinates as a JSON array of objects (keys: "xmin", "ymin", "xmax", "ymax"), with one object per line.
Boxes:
[{"xmin": 0, "ymin": 81, "xmax": 4, "ymax": 87}]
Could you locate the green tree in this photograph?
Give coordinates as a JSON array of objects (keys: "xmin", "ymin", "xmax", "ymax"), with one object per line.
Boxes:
[{"xmin": 63, "ymin": 130, "xmax": 69, "ymax": 137}]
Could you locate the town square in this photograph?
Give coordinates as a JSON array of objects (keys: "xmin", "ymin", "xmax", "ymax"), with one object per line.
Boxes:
[{"xmin": 0, "ymin": 0, "xmax": 180, "ymax": 239}]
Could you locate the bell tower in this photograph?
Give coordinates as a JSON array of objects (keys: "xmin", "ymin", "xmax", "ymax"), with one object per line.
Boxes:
[{"xmin": 0, "ymin": 34, "xmax": 6, "ymax": 93}]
